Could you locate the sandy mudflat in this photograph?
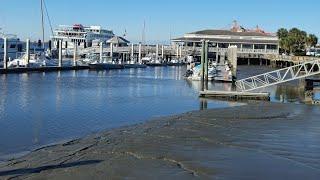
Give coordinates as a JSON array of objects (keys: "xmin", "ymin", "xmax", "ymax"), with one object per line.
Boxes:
[{"xmin": 1, "ymin": 102, "xmax": 320, "ymax": 180}]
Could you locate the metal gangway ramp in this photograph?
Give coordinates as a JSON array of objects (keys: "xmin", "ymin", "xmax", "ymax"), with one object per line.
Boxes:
[{"xmin": 236, "ymin": 59, "xmax": 320, "ymax": 92}]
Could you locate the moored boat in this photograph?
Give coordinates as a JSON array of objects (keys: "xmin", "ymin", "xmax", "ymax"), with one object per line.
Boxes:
[
  {"xmin": 88, "ymin": 62, "xmax": 124, "ymax": 70},
  {"xmin": 185, "ymin": 62, "xmax": 232, "ymax": 82},
  {"xmin": 124, "ymin": 62, "xmax": 147, "ymax": 68}
]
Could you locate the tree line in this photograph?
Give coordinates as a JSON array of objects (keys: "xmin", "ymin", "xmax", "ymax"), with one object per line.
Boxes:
[{"xmin": 277, "ymin": 28, "xmax": 318, "ymax": 56}]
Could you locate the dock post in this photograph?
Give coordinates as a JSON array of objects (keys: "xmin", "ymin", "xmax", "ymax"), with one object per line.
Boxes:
[
  {"xmin": 3, "ymin": 38, "xmax": 8, "ymax": 69},
  {"xmin": 58, "ymin": 40, "xmax": 62, "ymax": 67},
  {"xmin": 138, "ymin": 43, "xmax": 142, "ymax": 64},
  {"xmin": 110, "ymin": 43, "xmax": 113, "ymax": 61},
  {"xmin": 200, "ymin": 40, "xmax": 205, "ymax": 91},
  {"xmin": 161, "ymin": 45, "xmax": 164, "ymax": 60},
  {"xmin": 131, "ymin": 44, "xmax": 134, "ymax": 62},
  {"xmin": 227, "ymin": 46, "xmax": 238, "ymax": 81},
  {"xmin": 100, "ymin": 41, "xmax": 103, "ymax": 63},
  {"xmin": 156, "ymin": 44, "xmax": 159, "ymax": 60},
  {"xmin": 73, "ymin": 42, "xmax": 77, "ymax": 66},
  {"xmin": 204, "ymin": 41, "xmax": 209, "ymax": 84},
  {"xmin": 176, "ymin": 44, "xmax": 179, "ymax": 59},
  {"xmin": 26, "ymin": 39, "xmax": 30, "ymax": 67}
]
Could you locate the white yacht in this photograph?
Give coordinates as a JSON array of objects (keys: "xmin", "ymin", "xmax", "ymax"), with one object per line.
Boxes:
[
  {"xmin": 7, "ymin": 52, "xmax": 57, "ymax": 68},
  {"xmin": 51, "ymin": 24, "xmax": 114, "ymax": 49},
  {"xmin": 0, "ymin": 32, "xmax": 23, "ymax": 65}
]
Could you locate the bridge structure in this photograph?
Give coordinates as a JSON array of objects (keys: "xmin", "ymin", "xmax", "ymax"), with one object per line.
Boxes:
[{"xmin": 235, "ymin": 59, "xmax": 320, "ymax": 92}]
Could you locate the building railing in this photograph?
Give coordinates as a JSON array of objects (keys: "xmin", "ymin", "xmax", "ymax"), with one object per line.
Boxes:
[{"xmin": 79, "ymin": 46, "xmax": 279, "ymax": 55}]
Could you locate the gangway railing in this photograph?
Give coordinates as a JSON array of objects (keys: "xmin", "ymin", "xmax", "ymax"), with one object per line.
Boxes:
[{"xmin": 236, "ymin": 60, "xmax": 320, "ymax": 92}]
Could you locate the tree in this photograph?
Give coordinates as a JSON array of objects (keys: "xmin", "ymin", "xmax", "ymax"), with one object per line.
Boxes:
[
  {"xmin": 277, "ymin": 28, "xmax": 288, "ymax": 40},
  {"xmin": 306, "ymin": 34, "xmax": 318, "ymax": 48},
  {"xmin": 278, "ymin": 28, "xmax": 289, "ymax": 54}
]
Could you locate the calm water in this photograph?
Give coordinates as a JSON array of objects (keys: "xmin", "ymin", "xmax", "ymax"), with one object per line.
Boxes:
[{"xmin": 0, "ymin": 65, "xmax": 319, "ymax": 160}]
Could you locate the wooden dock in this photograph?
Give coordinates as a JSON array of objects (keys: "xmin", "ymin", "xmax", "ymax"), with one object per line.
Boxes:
[
  {"xmin": 199, "ymin": 90, "xmax": 270, "ymax": 101},
  {"xmin": 0, "ymin": 66, "xmax": 89, "ymax": 74}
]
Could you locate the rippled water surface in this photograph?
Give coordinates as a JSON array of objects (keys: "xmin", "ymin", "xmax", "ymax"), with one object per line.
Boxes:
[{"xmin": 0, "ymin": 65, "xmax": 319, "ymax": 160}]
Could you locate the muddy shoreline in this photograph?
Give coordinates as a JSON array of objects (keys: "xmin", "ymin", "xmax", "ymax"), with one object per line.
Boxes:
[{"xmin": 1, "ymin": 102, "xmax": 320, "ymax": 179}]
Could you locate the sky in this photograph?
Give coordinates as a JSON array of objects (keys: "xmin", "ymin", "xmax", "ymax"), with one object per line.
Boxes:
[{"xmin": 0, "ymin": 0, "xmax": 319, "ymax": 44}]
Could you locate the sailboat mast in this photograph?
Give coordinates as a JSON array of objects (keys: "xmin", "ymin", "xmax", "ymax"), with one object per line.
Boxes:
[
  {"xmin": 142, "ymin": 20, "xmax": 146, "ymax": 45},
  {"xmin": 40, "ymin": 0, "xmax": 45, "ymax": 50}
]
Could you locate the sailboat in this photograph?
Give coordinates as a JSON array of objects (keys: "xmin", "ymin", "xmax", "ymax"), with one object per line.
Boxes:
[{"xmin": 8, "ymin": 0, "xmax": 53, "ymax": 68}]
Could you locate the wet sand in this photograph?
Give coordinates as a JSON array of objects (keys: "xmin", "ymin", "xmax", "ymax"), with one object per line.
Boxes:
[{"xmin": 1, "ymin": 102, "xmax": 320, "ymax": 179}]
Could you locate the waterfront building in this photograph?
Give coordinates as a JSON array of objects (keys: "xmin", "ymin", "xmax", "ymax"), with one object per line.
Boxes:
[
  {"xmin": 51, "ymin": 24, "xmax": 114, "ymax": 49},
  {"xmin": 172, "ymin": 22, "xmax": 279, "ymax": 55},
  {"xmin": 106, "ymin": 36, "xmax": 130, "ymax": 47}
]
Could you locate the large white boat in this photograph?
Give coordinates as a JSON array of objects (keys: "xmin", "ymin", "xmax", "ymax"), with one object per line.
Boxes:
[
  {"xmin": 51, "ymin": 24, "xmax": 114, "ymax": 49},
  {"xmin": 7, "ymin": 52, "xmax": 57, "ymax": 68},
  {"xmin": 0, "ymin": 32, "xmax": 23, "ymax": 64}
]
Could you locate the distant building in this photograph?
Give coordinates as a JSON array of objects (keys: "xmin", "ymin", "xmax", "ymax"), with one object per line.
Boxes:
[{"xmin": 172, "ymin": 22, "xmax": 279, "ymax": 55}]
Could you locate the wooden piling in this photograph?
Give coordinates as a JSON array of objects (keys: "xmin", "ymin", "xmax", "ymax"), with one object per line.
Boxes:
[
  {"xmin": 58, "ymin": 40, "xmax": 62, "ymax": 67},
  {"xmin": 73, "ymin": 42, "xmax": 77, "ymax": 66},
  {"xmin": 3, "ymin": 38, "xmax": 8, "ymax": 69},
  {"xmin": 26, "ymin": 39, "xmax": 30, "ymax": 67},
  {"xmin": 138, "ymin": 43, "xmax": 142, "ymax": 64},
  {"xmin": 227, "ymin": 46, "xmax": 237, "ymax": 80}
]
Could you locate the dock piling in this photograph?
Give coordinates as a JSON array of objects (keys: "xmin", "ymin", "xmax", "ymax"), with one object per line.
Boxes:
[
  {"xmin": 161, "ymin": 45, "xmax": 164, "ymax": 60},
  {"xmin": 100, "ymin": 41, "xmax": 103, "ymax": 63},
  {"xmin": 110, "ymin": 43, "xmax": 113, "ymax": 60},
  {"xmin": 200, "ymin": 40, "xmax": 205, "ymax": 91},
  {"xmin": 228, "ymin": 46, "xmax": 238, "ymax": 80},
  {"xmin": 3, "ymin": 38, "xmax": 8, "ymax": 69},
  {"xmin": 58, "ymin": 40, "xmax": 62, "ymax": 67},
  {"xmin": 138, "ymin": 43, "xmax": 142, "ymax": 64},
  {"xmin": 131, "ymin": 44, "xmax": 134, "ymax": 62},
  {"xmin": 156, "ymin": 44, "xmax": 159, "ymax": 60},
  {"xmin": 176, "ymin": 44, "xmax": 179, "ymax": 59},
  {"xmin": 26, "ymin": 39, "xmax": 30, "ymax": 67},
  {"xmin": 204, "ymin": 41, "xmax": 209, "ymax": 83},
  {"xmin": 73, "ymin": 42, "xmax": 77, "ymax": 66}
]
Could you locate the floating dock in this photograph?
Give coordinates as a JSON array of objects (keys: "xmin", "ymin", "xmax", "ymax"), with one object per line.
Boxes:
[
  {"xmin": 199, "ymin": 90, "xmax": 270, "ymax": 101},
  {"xmin": 0, "ymin": 66, "xmax": 89, "ymax": 74}
]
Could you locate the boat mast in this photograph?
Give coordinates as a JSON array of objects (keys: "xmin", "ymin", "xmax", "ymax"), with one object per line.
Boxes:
[
  {"xmin": 142, "ymin": 20, "xmax": 146, "ymax": 45},
  {"xmin": 40, "ymin": 0, "xmax": 45, "ymax": 50}
]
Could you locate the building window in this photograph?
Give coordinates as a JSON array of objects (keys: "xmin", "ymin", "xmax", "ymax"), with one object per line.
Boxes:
[
  {"xmin": 242, "ymin": 44, "xmax": 253, "ymax": 49},
  {"xmin": 218, "ymin": 43, "xmax": 229, "ymax": 48},
  {"xmin": 254, "ymin": 44, "xmax": 265, "ymax": 49},
  {"xmin": 267, "ymin": 44, "xmax": 278, "ymax": 50}
]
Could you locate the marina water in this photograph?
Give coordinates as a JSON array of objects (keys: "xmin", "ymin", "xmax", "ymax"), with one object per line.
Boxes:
[{"xmin": 0, "ymin": 66, "xmax": 319, "ymax": 160}]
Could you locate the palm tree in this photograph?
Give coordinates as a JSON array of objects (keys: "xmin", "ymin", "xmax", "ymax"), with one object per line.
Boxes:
[
  {"xmin": 277, "ymin": 28, "xmax": 288, "ymax": 40},
  {"xmin": 306, "ymin": 34, "xmax": 318, "ymax": 48}
]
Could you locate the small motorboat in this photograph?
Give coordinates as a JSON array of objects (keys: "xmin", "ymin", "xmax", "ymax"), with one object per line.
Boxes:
[{"xmin": 185, "ymin": 62, "xmax": 233, "ymax": 82}]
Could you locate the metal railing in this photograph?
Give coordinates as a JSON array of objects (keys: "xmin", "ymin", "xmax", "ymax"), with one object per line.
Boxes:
[
  {"xmin": 236, "ymin": 59, "xmax": 320, "ymax": 92},
  {"xmin": 79, "ymin": 46, "xmax": 279, "ymax": 55}
]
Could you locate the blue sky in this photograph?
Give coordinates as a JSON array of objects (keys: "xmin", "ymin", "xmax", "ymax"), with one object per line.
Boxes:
[{"xmin": 0, "ymin": 0, "xmax": 319, "ymax": 44}]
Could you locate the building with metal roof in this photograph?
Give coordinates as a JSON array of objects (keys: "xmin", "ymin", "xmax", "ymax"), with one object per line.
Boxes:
[
  {"xmin": 172, "ymin": 22, "xmax": 279, "ymax": 55},
  {"xmin": 106, "ymin": 36, "xmax": 130, "ymax": 47}
]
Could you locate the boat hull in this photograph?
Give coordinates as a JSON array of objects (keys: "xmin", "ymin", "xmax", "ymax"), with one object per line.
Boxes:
[
  {"xmin": 167, "ymin": 63, "xmax": 185, "ymax": 66},
  {"xmin": 124, "ymin": 64, "xmax": 147, "ymax": 68},
  {"xmin": 89, "ymin": 63, "xmax": 124, "ymax": 70},
  {"xmin": 146, "ymin": 63, "xmax": 166, "ymax": 66}
]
